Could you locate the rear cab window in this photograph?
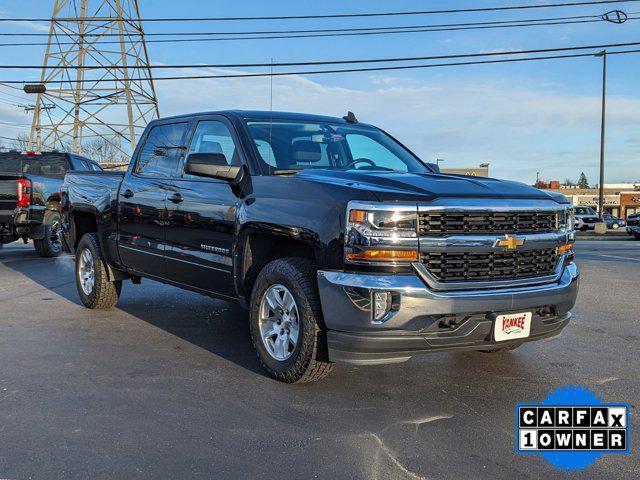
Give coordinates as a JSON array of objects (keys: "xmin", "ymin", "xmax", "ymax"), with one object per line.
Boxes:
[{"xmin": 0, "ymin": 152, "xmax": 70, "ymax": 178}]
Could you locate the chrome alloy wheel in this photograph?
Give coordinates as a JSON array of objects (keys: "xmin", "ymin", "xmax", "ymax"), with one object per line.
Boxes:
[
  {"xmin": 78, "ymin": 248, "xmax": 95, "ymax": 295},
  {"xmin": 50, "ymin": 221, "xmax": 62, "ymax": 251},
  {"xmin": 258, "ymin": 284, "xmax": 300, "ymax": 361}
]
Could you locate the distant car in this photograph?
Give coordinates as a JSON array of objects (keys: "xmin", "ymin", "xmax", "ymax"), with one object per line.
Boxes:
[
  {"xmin": 574, "ymin": 206, "xmax": 599, "ymax": 231},
  {"xmin": 626, "ymin": 212, "xmax": 640, "ymax": 240},
  {"xmin": 602, "ymin": 214, "xmax": 625, "ymax": 230}
]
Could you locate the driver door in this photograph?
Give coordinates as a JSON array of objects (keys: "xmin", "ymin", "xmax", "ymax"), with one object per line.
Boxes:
[{"xmin": 163, "ymin": 117, "xmax": 245, "ymax": 298}]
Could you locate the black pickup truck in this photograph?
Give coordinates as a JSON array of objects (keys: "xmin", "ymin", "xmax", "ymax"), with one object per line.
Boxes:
[
  {"xmin": 61, "ymin": 110, "xmax": 579, "ymax": 383},
  {"xmin": 0, "ymin": 150, "xmax": 101, "ymax": 256}
]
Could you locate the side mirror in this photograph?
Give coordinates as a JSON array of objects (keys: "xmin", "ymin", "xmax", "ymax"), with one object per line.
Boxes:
[
  {"xmin": 425, "ymin": 162, "xmax": 441, "ymax": 173},
  {"xmin": 185, "ymin": 153, "xmax": 243, "ymax": 183}
]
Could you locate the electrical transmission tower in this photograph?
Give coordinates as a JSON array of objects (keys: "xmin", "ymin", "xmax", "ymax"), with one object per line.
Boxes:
[{"xmin": 28, "ymin": 0, "xmax": 159, "ymax": 158}]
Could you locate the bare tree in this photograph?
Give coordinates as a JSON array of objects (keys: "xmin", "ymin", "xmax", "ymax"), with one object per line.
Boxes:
[
  {"xmin": 82, "ymin": 137, "xmax": 128, "ymax": 165},
  {"xmin": 11, "ymin": 133, "xmax": 30, "ymax": 151}
]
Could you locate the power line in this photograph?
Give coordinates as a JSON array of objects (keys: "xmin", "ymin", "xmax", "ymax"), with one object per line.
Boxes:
[
  {"xmin": 1, "ymin": 40, "xmax": 639, "ymax": 70},
  {"xmin": 0, "ymin": 15, "xmax": 636, "ymax": 47},
  {"xmin": 1, "ymin": 48, "xmax": 638, "ymax": 85},
  {"xmin": 0, "ymin": 13, "xmax": 610, "ymax": 36},
  {"xmin": 0, "ymin": 0, "xmax": 636, "ymax": 22}
]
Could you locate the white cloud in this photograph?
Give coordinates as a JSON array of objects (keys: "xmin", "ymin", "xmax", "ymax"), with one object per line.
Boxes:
[
  {"xmin": 1, "ymin": 66, "xmax": 637, "ymax": 184},
  {"xmin": 154, "ymin": 69, "xmax": 640, "ymax": 183}
]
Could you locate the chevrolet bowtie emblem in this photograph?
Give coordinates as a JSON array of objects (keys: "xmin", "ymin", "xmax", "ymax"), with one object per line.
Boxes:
[{"xmin": 496, "ymin": 235, "xmax": 525, "ymax": 250}]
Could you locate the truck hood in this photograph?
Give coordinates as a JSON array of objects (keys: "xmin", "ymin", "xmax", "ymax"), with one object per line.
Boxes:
[{"xmin": 295, "ymin": 169, "xmax": 567, "ymax": 203}]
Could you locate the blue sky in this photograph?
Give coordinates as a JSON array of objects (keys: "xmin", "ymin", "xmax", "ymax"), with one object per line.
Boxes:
[{"xmin": 0, "ymin": 0, "xmax": 638, "ymax": 184}]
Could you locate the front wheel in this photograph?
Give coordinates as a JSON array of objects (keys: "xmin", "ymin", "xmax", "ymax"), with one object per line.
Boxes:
[
  {"xmin": 611, "ymin": 223, "xmax": 620, "ymax": 230},
  {"xmin": 249, "ymin": 258, "xmax": 334, "ymax": 383},
  {"xmin": 75, "ymin": 233, "xmax": 121, "ymax": 309}
]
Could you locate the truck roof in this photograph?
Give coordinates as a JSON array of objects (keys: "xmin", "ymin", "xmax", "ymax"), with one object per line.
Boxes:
[{"xmin": 149, "ymin": 110, "xmax": 375, "ymax": 128}]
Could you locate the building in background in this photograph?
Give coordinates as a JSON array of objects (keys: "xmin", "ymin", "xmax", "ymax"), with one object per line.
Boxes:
[
  {"xmin": 441, "ymin": 163, "xmax": 490, "ymax": 177},
  {"xmin": 538, "ymin": 181, "xmax": 640, "ymax": 218}
]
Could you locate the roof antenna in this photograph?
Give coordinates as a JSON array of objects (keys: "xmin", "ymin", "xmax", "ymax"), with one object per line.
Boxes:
[
  {"xmin": 343, "ymin": 111, "xmax": 358, "ymax": 124},
  {"xmin": 268, "ymin": 58, "xmax": 273, "ymax": 171}
]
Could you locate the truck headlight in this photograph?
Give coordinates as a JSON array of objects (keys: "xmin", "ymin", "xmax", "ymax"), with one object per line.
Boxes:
[
  {"xmin": 345, "ymin": 204, "xmax": 418, "ymax": 264},
  {"xmin": 560, "ymin": 209, "xmax": 575, "ymax": 232}
]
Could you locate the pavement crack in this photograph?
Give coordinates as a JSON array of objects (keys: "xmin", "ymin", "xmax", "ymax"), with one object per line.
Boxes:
[{"xmin": 363, "ymin": 432, "xmax": 428, "ymax": 480}]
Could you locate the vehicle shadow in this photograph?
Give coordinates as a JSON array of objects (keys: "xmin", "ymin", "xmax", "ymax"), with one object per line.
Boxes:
[
  {"xmin": 0, "ymin": 247, "xmax": 266, "ymax": 377},
  {"xmin": 1, "ymin": 244, "xmax": 548, "ymax": 386}
]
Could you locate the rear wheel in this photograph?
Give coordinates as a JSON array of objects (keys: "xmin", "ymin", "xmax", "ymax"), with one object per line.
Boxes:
[
  {"xmin": 33, "ymin": 212, "xmax": 62, "ymax": 257},
  {"xmin": 75, "ymin": 233, "xmax": 121, "ymax": 309},
  {"xmin": 249, "ymin": 258, "xmax": 334, "ymax": 383}
]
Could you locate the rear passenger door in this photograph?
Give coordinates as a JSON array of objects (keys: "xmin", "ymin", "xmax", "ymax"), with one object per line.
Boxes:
[
  {"xmin": 163, "ymin": 116, "xmax": 243, "ymax": 298},
  {"xmin": 117, "ymin": 121, "xmax": 189, "ymax": 278}
]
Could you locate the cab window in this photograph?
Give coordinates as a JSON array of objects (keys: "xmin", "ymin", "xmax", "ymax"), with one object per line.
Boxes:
[{"xmin": 135, "ymin": 122, "xmax": 189, "ymax": 177}]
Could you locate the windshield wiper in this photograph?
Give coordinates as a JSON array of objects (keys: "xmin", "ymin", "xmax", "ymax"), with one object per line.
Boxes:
[{"xmin": 272, "ymin": 169, "xmax": 301, "ymax": 175}]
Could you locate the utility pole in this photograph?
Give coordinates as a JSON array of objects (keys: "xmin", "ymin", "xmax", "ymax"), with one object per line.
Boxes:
[
  {"xmin": 595, "ymin": 50, "xmax": 607, "ymax": 232},
  {"xmin": 536, "ymin": 171, "xmax": 540, "ymax": 188},
  {"xmin": 26, "ymin": 0, "xmax": 159, "ymax": 158}
]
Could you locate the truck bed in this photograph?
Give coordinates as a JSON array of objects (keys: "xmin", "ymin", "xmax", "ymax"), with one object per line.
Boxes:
[{"xmin": 63, "ymin": 170, "xmax": 124, "ymax": 214}]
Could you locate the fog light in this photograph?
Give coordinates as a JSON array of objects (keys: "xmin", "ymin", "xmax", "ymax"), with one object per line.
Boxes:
[{"xmin": 373, "ymin": 291, "xmax": 392, "ymax": 322}]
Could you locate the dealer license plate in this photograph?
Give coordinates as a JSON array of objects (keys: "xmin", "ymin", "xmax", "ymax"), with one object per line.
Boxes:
[{"xmin": 494, "ymin": 312, "xmax": 532, "ymax": 342}]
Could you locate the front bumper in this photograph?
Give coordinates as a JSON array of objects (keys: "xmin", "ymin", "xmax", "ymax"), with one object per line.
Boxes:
[{"xmin": 317, "ymin": 262, "xmax": 579, "ymax": 364}]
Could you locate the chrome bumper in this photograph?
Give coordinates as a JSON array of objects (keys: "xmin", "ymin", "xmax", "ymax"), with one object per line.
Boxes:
[{"xmin": 317, "ymin": 262, "xmax": 579, "ymax": 364}]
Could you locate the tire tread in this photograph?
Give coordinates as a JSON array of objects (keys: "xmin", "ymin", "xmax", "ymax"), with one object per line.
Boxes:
[
  {"xmin": 250, "ymin": 257, "xmax": 334, "ymax": 383},
  {"xmin": 76, "ymin": 233, "xmax": 121, "ymax": 309}
]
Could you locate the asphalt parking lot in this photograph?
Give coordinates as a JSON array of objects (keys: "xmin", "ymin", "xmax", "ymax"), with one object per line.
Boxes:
[{"xmin": 0, "ymin": 240, "xmax": 638, "ymax": 479}]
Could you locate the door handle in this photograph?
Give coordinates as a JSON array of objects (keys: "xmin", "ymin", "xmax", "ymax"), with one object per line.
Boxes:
[
  {"xmin": 122, "ymin": 189, "xmax": 134, "ymax": 199},
  {"xmin": 168, "ymin": 193, "xmax": 184, "ymax": 204}
]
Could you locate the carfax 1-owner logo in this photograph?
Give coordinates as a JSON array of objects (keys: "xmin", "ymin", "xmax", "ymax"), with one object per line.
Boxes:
[{"xmin": 516, "ymin": 385, "xmax": 631, "ymax": 472}]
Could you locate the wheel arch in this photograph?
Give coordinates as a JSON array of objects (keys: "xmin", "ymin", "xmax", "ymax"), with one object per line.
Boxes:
[{"xmin": 235, "ymin": 225, "xmax": 321, "ymax": 301}]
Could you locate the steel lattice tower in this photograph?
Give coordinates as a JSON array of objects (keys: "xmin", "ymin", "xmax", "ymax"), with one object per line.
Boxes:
[{"xmin": 29, "ymin": 0, "xmax": 159, "ymax": 157}]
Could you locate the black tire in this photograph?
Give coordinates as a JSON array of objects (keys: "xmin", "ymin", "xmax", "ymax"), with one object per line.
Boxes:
[
  {"xmin": 580, "ymin": 225, "xmax": 588, "ymax": 232},
  {"xmin": 249, "ymin": 258, "xmax": 335, "ymax": 383},
  {"xmin": 33, "ymin": 211, "xmax": 63, "ymax": 257},
  {"xmin": 75, "ymin": 233, "xmax": 121, "ymax": 309},
  {"xmin": 478, "ymin": 342, "xmax": 523, "ymax": 353},
  {"xmin": 635, "ymin": 234, "xmax": 640, "ymax": 241}
]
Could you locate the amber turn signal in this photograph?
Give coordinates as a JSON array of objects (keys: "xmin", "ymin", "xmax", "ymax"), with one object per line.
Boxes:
[
  {"xmin": 349, "ymin": 209, "xmax": 367, "ymax": 222},
  {"xmin": 346, "ymin": 249, "xmax": 418, "ymax": 262},
  {"xmin": 557, "ymin": 243, "xmax": 573, "ymax": 253}
]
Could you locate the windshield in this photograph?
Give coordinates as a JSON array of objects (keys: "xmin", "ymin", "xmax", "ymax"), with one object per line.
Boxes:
[
  {"xmin": 246, "ymin": 120, "xmax": 429, "ymax": 174},
  {"xmin": 0, "ymin": 152, "xmax": 69, "ymax": 178},
  {"xmin": 576, "ymin": 207, "xmax": 597, "ymax": 216}
]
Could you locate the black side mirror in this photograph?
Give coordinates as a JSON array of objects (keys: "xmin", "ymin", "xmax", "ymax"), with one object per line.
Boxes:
[
  {"xmin": 185, "ymin": 153, "xmax": 243, "ymax": 183},
  {"xmin": 425, "ymin": 162, "xmax": 441, "ymax": 173}
]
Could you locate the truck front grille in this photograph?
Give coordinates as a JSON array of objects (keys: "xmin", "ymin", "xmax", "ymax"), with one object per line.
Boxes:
[
  {"xmin": 418, "ymin": 211, "xmax": 557, "ymax": 235},
  {"xmin": 420, "ymin": 248, "xmax": 559, "ymax": 282}
]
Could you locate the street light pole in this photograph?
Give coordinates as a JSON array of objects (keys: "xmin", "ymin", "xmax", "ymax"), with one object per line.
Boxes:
[
  {"xmin": 597, "ymin": 49, "xmax": 607, "ymax": 223},
  {"xmin": 436, "ymin": 158, "xmax": 444, "ymax": 167},
  {"xmin": 536, "ymin": 171, "xmax": 540, "ymax": 188}
]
